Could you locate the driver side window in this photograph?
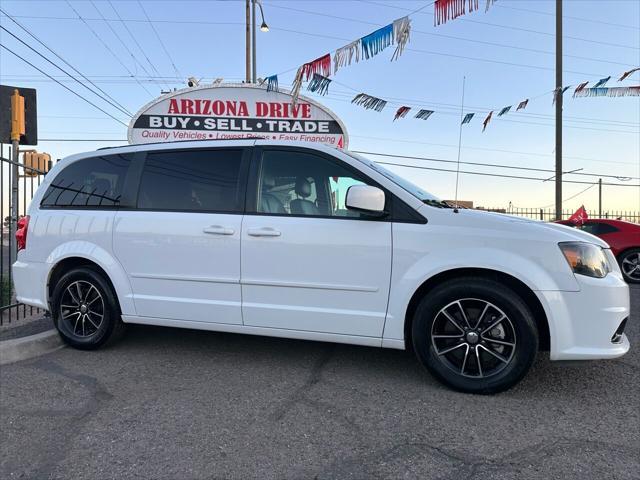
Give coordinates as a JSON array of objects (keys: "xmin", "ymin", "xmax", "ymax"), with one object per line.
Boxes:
[{"xmin": 257, "ymin": 150, "xmax": 370, "ymax": 218}]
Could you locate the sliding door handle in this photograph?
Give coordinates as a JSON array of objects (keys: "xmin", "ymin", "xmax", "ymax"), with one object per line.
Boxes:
[
  {"xmin": 203, "ymin": 225, "xmax": 235, "ymax": 235},
  {"xmin": 247, "ymin": 227, "xmax": 281, "ymax": 237}
]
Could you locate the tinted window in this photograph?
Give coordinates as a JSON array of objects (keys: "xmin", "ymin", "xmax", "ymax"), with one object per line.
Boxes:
[
  {"xmin": 581, "ymin": 222, "xmax": 619, "ymax": 235},
  {"xmin": 257, "ymin": 150, "xmax": 375, "ymax": 219},
  {"xmin": 137, "ymin": 149, "xmax": 243, "ymax": 212},
  {"xmin": 41, "ymin": 154, "xmax": 130, "ymax": 208}
]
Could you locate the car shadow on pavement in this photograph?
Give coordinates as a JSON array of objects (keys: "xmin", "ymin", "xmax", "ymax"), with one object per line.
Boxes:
[{"xmin": 111, "ymin": 319, "xmax": 635, "ymax": 399}]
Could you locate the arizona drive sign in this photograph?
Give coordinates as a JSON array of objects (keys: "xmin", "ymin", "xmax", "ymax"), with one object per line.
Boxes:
[{"xmin": 128, "ymin": 84, "xmax": 348, "ymax": 148}]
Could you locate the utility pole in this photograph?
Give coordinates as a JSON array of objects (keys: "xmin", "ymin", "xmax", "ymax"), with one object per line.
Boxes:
[
  {"xmin": 598, "ymin": 178, "xmax": 602, "ymax": 217},
  {"xmin": 555, "ymin": 0, "xmax": 563, "ymax": 220},
  {"xmin": 245, "ymin": 0, "xmax": 251, "ymax": 83}
]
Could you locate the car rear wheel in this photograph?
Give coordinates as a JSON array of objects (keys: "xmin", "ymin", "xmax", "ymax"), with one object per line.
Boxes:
[
  {"xmin": 619, "ymin": 249, "xmax": 640, "ymax": 284},
  {"xmin": 412, "ymin": 277, "xmax": 538, "ymax": 394},
  {"xmin": 52, "ymin": 267, "xmax": 126, "ymax": 350}
]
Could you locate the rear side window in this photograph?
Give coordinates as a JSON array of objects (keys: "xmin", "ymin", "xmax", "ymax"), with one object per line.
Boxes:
[
  {"xmin": 41, "ymin": 154, "xmax": 130, "ymax": 208},
  {"xmin": 581, "ymin": 222, "xmax": 619, "ymax": 235},
  {"xmin": 137, "ymin": 149, "xmax": 244, "ymax": 212}
]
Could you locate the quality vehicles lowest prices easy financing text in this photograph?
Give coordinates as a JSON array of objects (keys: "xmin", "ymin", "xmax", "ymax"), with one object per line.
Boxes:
[{"xmin": 13, "ymin": 140, "xmax": 630, "ymax": 393}]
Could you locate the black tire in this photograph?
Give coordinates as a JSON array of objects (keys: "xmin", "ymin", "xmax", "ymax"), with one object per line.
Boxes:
[
  {"xmin": 412, "ymin": 277, "xmax": 538, "ymax": 394},
  {"xmin": 51, "ymin": 267, "xmax": 126, "ymax": 350},
  {"xmin": 618, "ymin": 248, "xmax": 640, "ymax": 284}
]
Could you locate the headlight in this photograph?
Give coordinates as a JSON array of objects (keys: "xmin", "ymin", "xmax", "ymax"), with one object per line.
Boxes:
[{"xmin": 559, "ymin": 242, "xmax": 611, "ymax": 278}]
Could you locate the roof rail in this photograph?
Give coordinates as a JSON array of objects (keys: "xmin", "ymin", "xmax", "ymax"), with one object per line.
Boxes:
[{"xmin": 96, "ymin": 137, "xmax": 264, "ymax": 151}]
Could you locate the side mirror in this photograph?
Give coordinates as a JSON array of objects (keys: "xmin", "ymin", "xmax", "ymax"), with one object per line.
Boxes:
[{"xmin": 345, "ymin": 185, "xmax": 386, "ymax": 215}]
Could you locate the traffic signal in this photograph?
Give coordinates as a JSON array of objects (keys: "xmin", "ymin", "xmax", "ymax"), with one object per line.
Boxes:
[
  {"xmin": 22, "ymin": 151, "xmax": 51, "ymax": 176},
  {"xmin": 10, "ymin": 89, "xmax": 25, "ymax": 142},
  {"xmin": 1, "ymin": 85, "xmax": 38, "ymax": 145}
]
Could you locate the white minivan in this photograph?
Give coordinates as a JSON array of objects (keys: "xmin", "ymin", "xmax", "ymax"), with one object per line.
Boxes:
[{"xmin": 13, "ymin": 140, "xmax": 629, "ymax": 393}]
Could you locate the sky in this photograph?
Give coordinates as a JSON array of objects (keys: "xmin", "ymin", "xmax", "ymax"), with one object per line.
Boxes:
[{"xmin": 1, "ymin": 0, "xmax": 639, "ymax": 214}]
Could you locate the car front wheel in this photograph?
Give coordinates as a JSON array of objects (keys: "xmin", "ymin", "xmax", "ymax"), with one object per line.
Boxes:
[
  {"xmin": 52, "ymin": 267, "xmax": 126, "ymax": 350},
  {"xmin": 619, "ymin": 248, "xmax": 640, "ymax": 284},
  {"xmin": 412, "ymin": 277, "xmax": 538, "ymax": 394}
]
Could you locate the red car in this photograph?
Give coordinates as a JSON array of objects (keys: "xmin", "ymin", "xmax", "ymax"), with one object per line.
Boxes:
[{"xmin": 557, "ymin": 219, "xmax": 640, "ymax": 284}]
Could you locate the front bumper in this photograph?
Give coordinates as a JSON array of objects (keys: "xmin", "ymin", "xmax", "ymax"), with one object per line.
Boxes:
[{"xmin": 537, "ymin": 273, "xmax": 630, "ymax": 361}]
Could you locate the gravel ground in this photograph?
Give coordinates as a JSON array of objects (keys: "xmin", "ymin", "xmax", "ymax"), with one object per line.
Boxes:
[{"xmin": 1, "ymin": 286, "xmax": 638, "ymax": 480}]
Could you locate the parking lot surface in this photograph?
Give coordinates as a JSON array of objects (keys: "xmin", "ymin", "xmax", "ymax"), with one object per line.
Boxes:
[{"xmin": 1, "ymin": 286, "xmax": 638, "ymax": 479}]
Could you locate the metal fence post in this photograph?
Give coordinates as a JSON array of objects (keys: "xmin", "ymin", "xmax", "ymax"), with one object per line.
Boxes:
[{"xmin": 10, "ymin": 141, "xmax": 19, "ymax": 267}]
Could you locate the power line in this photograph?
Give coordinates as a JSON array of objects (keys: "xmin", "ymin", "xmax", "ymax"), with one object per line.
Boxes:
[
  {"xmin": 1, "ymin": 13, "xmax": 245, "ymax": 27},
  {"xmin": 354, "ymin": 150, "xmax": 640, "ymax": 180},
  {"xmin": 40, "ymin": 138, "xmax": 127, "ymax": 142},
  {"xmin": 63, "ymin": 1, "xmax": 154, "ymax": 97},
  {"xmin": 137, "ymin": 0, "xmax": 182, "ymax": 80},
  {"xmin": 0, "ymin": 44, "xmax": 129, "ymax": 127},
  {"xmin": 5, "ymin": 11, "xmax": 635, "ymax": 74},
  {"xmin": 0, "ymin": 25, "xmax": 133, "ymax": 119},
  {"xmin": 268, "ymin": 3, "xmax": 635, "ymax": 68},
  {"xmin": 104, "ymin": 0, "xmax": 172, "ymax": 90},
  {"xmin": 360, "ymin": 0, "xmax": 640, "ymax": 51},
  {"xmin": 268, "ymin": 27, "xmax": 613, "ymax": 79},
  {"xmin": 495, "ymin": 4, "xmax": 639, "ymax": 30},
  {"xmin": 312, "ymin": 92, "xmax": 639, "ymax": 135},
  {"xmin": 0, "ymin": 7, "xmax": 133, "ymax": 117},
  {"xmin": 7, "ymin": 71, "xmax": 636, "ymax": 130},
  {"xmin": 373, "ymin": 160, "xmax": 640, "ymax": 187},
  {"xmin": 7, "ymin": 4, "xmax": 637, "ymax": 52},
  {"xmin": 320, "ymin": 85, "xmax": 640, "ymax": 129},
  {"xmin": 538, "ymin": 183, "xmax": 598, "ymax": 209},
  {"xmin": 32, "ymin": 134, "xmax": 639, "ymax": 186},
  {"xmin": 87, "ymin": 0, "xmax": 165, "ymax": 91}
]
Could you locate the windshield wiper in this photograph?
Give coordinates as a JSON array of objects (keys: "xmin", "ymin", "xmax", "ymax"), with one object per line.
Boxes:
[{"xmin": 423, "ymin": 199, "xmax": 453, "ymax": 209}]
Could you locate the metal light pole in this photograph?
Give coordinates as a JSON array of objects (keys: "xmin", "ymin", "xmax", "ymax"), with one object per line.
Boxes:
[
  {"xmin": 245, "ymin": 0, "xmax": 251, "ymax": 83},
  {"xmin": 251, "ymin": 0, "xmax": 269, "ymax": 84},
  {"xmin": 555, "ymin": 0, "xmax": 563, "ymax": 220}
]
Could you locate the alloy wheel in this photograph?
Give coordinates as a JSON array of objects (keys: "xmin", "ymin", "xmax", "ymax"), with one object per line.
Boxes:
[
  {"xmin": 621, "ymin": 252, "xmax": 640, "ymax": 281},
  {"xmin": 59, "ymin": 280, "xmax": 105, "ymax": 338},
  {"xmin": 430, "ymin": 299, "xmax": 517, "ymax": 378}
]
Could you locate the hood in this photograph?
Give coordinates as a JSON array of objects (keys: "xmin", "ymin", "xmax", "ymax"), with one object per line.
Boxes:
[{"xmin": 421, "ymin": 207, "xmax": 610, "ymax": 248}]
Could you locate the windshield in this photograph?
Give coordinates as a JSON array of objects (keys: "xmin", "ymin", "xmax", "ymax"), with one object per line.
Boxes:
[{"xmin": 344, "ymin": 151, "xmax": 447, "ymax": 206}]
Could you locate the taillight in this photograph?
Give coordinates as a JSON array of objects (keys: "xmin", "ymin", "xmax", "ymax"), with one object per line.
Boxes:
[{"xmin": 16, "ymin": 215, "xmax": 29, "ymax": 251}]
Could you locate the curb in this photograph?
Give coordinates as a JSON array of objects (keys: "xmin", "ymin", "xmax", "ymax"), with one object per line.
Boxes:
[{"xmin": 0, "ymin": 329, "xmax": 65, "ymax": 365}]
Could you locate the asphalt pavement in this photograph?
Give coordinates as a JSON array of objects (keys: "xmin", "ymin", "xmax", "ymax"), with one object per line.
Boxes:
[{"xmin": 1, "ymin": 286, "xmax": 638, "ymax": 480}]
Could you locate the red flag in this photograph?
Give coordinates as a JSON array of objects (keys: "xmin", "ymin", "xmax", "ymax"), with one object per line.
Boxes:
[{"xmin": 568, "ymin": 205, "xmax": 588, "ymax": 225}]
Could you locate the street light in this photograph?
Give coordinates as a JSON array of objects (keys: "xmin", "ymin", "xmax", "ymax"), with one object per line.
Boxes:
[{"xmin": 257, "ymin": 0, "xmax": 269, "ymax": 32}]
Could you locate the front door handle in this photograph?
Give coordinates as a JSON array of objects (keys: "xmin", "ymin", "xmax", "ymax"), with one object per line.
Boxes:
[
  {"xmin": 203, "ymin": 225, "xmax": 235, "ymax": 235},
  {"xmin": 247, "ymin": 227, "xmax": 281, "ymax": 237}
]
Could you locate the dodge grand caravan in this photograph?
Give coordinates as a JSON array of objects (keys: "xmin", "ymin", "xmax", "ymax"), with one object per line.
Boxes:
[{"xmin": 13, "ymin": 140, "xmax": 630, "ymax": 393}]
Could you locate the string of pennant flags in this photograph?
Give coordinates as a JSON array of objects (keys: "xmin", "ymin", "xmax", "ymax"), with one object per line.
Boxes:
[
  {"xmin": 345, "ymin": 66, "xmax": 639, "ymax": 131},
  {"xmin": 260, "ymin": 0, "xmax": 502, "ymax": 104},
  {"xmin": 257, "ymin": 2, "xmax": 639, "ymax": 131}
]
